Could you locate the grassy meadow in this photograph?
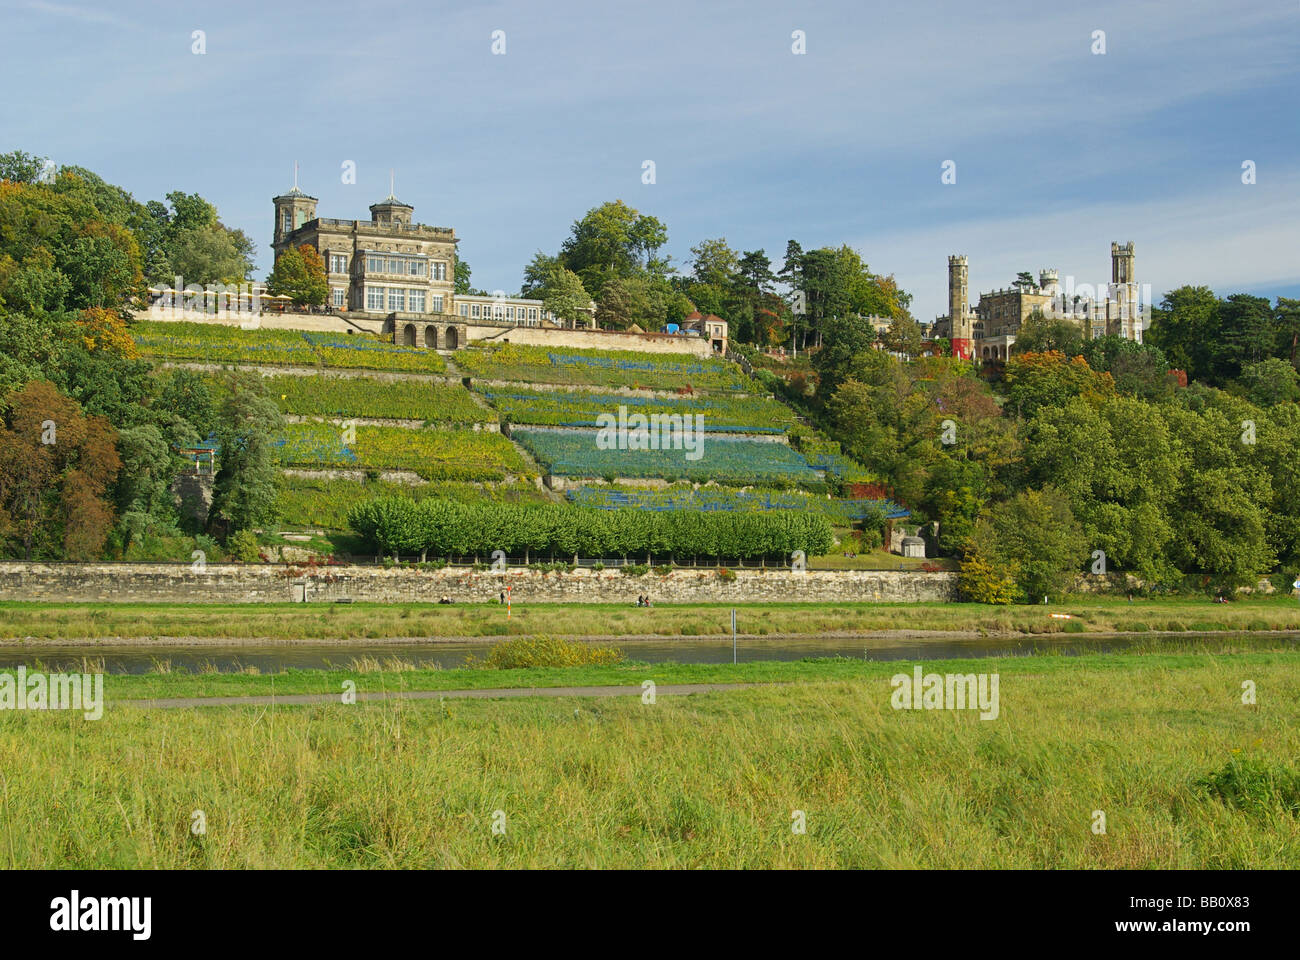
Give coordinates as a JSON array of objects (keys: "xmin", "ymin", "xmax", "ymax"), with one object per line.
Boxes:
[
  {"xmin": 1, "ymin": 648, "xmax": 1297, "ymax": 868},
  {"xmin": 2, "ymin": 595, "xmax": 1298, "ymax": 642}
]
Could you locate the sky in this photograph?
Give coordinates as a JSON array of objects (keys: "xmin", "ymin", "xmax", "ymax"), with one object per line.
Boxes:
[{"xmin": 2, "ymin": 0, "xmax": 1297, "ymax": 322}]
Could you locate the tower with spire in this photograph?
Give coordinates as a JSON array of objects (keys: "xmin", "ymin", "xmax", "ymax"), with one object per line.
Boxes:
[{"xmin": 271, "ymin": 162, "xmax": 318, "ymax": 258}]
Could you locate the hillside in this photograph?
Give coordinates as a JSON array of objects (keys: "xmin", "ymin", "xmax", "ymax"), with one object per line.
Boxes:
[{"xmin": 132, "ymin": 320, "xmax": 913, "ymax": 568}]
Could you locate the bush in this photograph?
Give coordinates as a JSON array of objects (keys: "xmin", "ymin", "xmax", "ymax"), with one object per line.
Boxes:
[
  {"xmin": 225, "ymin": 529, "xmax": 262, "ymax": 563},
  {"xmin": 958, "ymin": 549, "xmax": 1017, "ymax": 604},
  {"xmin": 468, "ymin": 636, "xmax": 626, "ymax": 669},
  {"xmin": 1194, "ymin": 754, "xmax": 1300, "ymax": 816}
]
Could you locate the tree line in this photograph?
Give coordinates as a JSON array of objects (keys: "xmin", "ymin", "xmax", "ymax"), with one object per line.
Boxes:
[{"xmin": 346, "ymin": 496, "xmax": 834, "ymax": 563}]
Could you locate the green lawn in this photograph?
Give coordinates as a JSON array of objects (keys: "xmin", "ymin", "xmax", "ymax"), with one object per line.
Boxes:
[{"xmin": 2, "ymin": 649, "xmax": 1297, "ymax": 867}]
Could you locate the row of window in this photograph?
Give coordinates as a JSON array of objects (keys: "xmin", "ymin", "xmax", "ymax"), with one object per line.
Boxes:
[
  {"xmin": 460, "ymin": 303, "xmax": 544, "ymax": 322},
  {"xmin": 320, "ymin": 250, "xmax": 452, "ymax": 282},
  {"xmin": 364, "ymin": 287, "xmax": 443, "ymax": 313}
]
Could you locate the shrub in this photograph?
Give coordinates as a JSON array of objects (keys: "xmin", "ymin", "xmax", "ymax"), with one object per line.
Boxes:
[
  {"xmin": 225, "ymin": 529, "xmax": 262, "ymax": 563},
  {"xmin": 468, "ymin": 636, "xmax": 625, "ymax": 669},
  {"xmin": 1194, "ymin": 754, "xmax": 1300, "ymax": 816},
  {"xmin": 958, "ymin": 549, "xmax": 1017, "ymax": 604}
]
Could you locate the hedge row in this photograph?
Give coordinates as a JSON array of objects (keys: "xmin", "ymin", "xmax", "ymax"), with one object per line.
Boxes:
[{"xmin": 347, "ymin": 496, "xmax": 834, "ymax": 561}]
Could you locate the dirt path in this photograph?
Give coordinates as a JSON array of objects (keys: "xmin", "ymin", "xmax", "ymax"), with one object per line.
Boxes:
[{"xmin": 121, "ymin": 682, "xmax": 762, "ymax": 709}]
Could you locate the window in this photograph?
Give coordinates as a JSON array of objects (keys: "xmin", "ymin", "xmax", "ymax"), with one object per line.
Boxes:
[
  {"xmin": 329, "ymin": 253, "xmax": 348, "ymax": 274},
  {"xmin": 388, "ymin": 288, "xmax": 406, "ymax": 312},
  {"xmin": 332, "ymin": 288, "xmax": 345, "ymax": 307},
  {"xmin": 528, "ymin": 308, "xmax": 537, "ymax": 321},
  {"xmin": 366, "ymin": 287, "xmax": 384, "ymax": 311},
  {"xmin": 409, "ymin": 289, "xmax": 426, "ymax": 313},
  {"xmin": 431, "ymin": 295, "xmax": 443, "ymax": 313},
  {"xmin": 366, "ymin": 254, "xmax": 384, "ymax": 273},
  {"xmin": 471, "ymin": 304, "xmax": 481, "ymax": 318},
  {"xmin": 431, "ymin": 262, "xmax": 447, "ymax": 281},
  {"xmin": 282, "ymin": 211, "xmax": 292, "ymax": 232},
  {"xmin": 459, "ymin": 303, "xmax": 469, "ymax": 318},
  {"xmin": 493, "ymin": 303, "xmax": 504, "ymax": 319},
  {"xmin": 506, "ymin": 307, "xmax": 515, "ymax": 320}
]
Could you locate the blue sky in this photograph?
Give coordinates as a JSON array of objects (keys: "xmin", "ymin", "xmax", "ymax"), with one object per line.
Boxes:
[{"xmin": 2, "ymin": 0, "xmax": 1297, "ymax": 322}]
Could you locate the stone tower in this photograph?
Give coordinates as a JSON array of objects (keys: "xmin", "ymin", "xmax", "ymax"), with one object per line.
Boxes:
[
  {"xmin": 948, "ymin": 255, "xmax": 974, "ymax": 359},
  {"xmin": 272, "ymin": 186, "xmax": 318, "ymax": 260},
  {"xmin": 1108, "ymin": 241, "xmax": 1137, "ymax": 337}
]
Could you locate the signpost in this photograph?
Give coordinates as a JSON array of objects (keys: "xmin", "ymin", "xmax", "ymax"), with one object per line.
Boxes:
[{"xmin": 731, "ymin": 608, "xmax": 737, "ymax": 664}]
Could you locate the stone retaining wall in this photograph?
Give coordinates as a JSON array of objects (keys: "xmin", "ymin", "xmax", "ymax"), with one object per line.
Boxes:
[{"xmin": 0, "ymin": 563, "xmax": 957, "ymax": 605}]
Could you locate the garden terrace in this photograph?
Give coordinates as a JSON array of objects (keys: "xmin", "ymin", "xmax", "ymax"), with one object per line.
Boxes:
[
  {"xmin": 477, "ymin": 386, "xmax": 793, "ymax": 433},
  {"xmin": 131, "ymin": 320, "xmax": 447, "ymax": 373},
  {"xmin": 456, "ymin": 343, "xmax": 756, "ymax": 392},
  {"xmin": 512, "ymin": 427, "xmax": 822, "ymax": 486},
  {"xmin": 275, "ymin": 422, "xmax": 526, "ymax": 481},
  {"xmin": 265, "ymin": 375, "xmax": 488, "ymax": 423},
  {"xmin": 276, "ymin": 476, "xmax": 553, "ymax": 531},
  {"xmin": 565, "ymin": 486, "xmax": 910, "ymax": 522}
]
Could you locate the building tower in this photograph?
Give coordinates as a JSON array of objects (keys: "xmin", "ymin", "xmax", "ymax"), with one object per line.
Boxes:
[
  {"xmin": 1108, "ymin": 241, "xmax": 1137, "ymax": 339},
  {"xmin": 948, "ymin": 255, "xmax": 974, "ymax": 359},
  {"xmin": 272, "ymin": 184, "xmax": 318, "ymax": 260}
]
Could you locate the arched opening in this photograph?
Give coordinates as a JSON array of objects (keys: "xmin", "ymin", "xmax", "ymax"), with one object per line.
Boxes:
[
  {"xmin": 446, "ymin": 326, "xmax": 459, "ymax": 350},
  {"xmin": 402, "ymin": 323, "xmax": 416, "ymax": 347},
  {"xmin": 424, "ymin": 326, "xmax": 438, "ymax": 349}
]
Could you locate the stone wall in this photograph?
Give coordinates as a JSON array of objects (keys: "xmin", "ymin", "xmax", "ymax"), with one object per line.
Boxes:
[{"xmin": 0, "ymin": 563, "xmax": 957, "ymax": 605}]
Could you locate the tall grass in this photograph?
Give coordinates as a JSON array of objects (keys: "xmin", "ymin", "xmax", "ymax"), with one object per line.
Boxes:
[{"xmin": 1, "ymin": 656, "xmax": 1297, "ymax": 867}]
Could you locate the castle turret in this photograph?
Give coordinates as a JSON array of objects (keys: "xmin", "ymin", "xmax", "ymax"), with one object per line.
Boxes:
[
  {"xmin": 272, "ymin": 186, "xmax": 318, "ymax": 259},
  {"xmin": 370, "ymin": 194, "xmax": 414, "ymax": 227},
  {"xmin": 1109, "ymin": 241, "xmax": 1137, "ymax": 337},
  {"xmin": 948, "ymin": 255, "xmax": 974, "ymax": 359}
]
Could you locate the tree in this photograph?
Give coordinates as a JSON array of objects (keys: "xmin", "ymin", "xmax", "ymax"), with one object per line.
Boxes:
[
  {"xmin": 266, "ymin": 244, "xmax": 327, "ymax": 306},
  {"xmin": 1013, "ymin": 309, "xmax": 1084, "ymax": 358},
  {"xmin": 595, "ymin": 274, "xmax": 653, "ymax": 329},
  {"xmin": 454, "ymin": 258, "xmax": 475, "ymax": 295},
  {"xmin": 1214, "ymin": 294, "xmax": 1276, "ymax": 381},
  {"xmin": 969, "ymin": 486, "xmax": 1089, "ymax": 602},
  {"xmin": 689, "ymin": 238, "xmax": 740, "ymax": 287},
  {"xmin": 539, "ymin": 268, "xmax": 592, "ymax": 327},
  {"xmin": 1003, "ymin": 351, "xmax": 1115, "ymax": 418},
  {"xmin": 0, "ymin": 380, "xmax": 120, "ymax": 560},
  {"xmin": 558, "ymin": 200, "xmax": 667, "ymax": 297},
  {"xmin": 1239, "ymin": 358, "xmax": 1300, "ymax": 407},
  {"xmin": 209, "ymin": 372, "xmax": 283, "ymax": 537},
  {"xmin": 0, "ymin": 150, "xmax": 49, "ymax": 184},
  {"xmin": 1147, "ymin": 285, "xmax": 1219, "ymax": 381},
  {"xmin": 881, "ymin": 315, "xmax": 923, "ymax": 357}
]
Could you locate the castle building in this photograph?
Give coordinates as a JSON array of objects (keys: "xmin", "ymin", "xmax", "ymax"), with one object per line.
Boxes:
[
  {"xmin": 934, "ymin": 243, "xmax": 1144, "ymax": 360},
  {"xmin": 270, "ymin": 183, "xmax": 600, "ymax": 347}
]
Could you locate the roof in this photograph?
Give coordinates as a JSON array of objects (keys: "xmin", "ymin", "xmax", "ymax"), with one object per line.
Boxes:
[
  {"xmin": 371, "ymin": 193, "xmax": 413, "ymax": 208},
  {"xmin": 273, "ymin": 187, "xmax": 317, "ymax": 201}
]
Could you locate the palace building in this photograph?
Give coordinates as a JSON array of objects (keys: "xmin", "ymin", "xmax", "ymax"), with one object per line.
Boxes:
[
  {"xmin": 933, "ymin": 243, "xmax": 1145, "ymax": 360},
  {"xmin": 269, "ymin": 182, "xmax": 601, "ymax": 350}
]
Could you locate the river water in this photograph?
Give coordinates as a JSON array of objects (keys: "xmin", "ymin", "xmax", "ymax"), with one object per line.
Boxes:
[{"xmin": 0, "ymin": 632, "xmax": 1293, "ymax": 674}]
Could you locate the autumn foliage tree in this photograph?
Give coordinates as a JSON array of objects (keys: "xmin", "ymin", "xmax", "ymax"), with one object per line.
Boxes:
[
  {"xmin": 267, "ymin": 243, "xmax": 327, "ymax": 306},
  {"xmin": 0, "ymin": 380, "xmax": 121, "ymax": 560}
]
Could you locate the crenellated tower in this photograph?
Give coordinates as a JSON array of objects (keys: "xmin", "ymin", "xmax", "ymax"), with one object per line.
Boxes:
[{"xmin": 948, "ymin": 255, "xmax": 974, "ymax": 358}]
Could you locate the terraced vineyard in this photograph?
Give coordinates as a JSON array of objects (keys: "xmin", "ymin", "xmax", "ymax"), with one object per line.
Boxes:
[
  {"xmin": 132, "ymin": 320, "xmax": 446, "ymax": 373},
  {"xmin": 277, "ymin": 476, "xmax": 553, "ymax": 530},
  {"xmin": 512, "ymin": 427, "xmax": 822, "ymax": 486},
  {"xmin": 478, "ymin": 386, "xmax": 793, "ymax": 433},
  {"xmin": 566, "ymin": 485, "xmax": 909, "ymax": 522},
  {"xmin": 276, "ymin": 422, "xmax": 527, "ymax": 481},
  {"xmin": 267, "ymin": 375, "xmax": 487, "ymax": 422},
  {"xmin": 457, "ymin": 343, "xmax": 755, "ymax": 392}
]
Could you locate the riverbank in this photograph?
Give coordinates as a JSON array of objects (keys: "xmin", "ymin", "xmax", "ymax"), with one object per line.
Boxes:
[
  {"xmin": 1, "ymin": 595, "xmax": 1298, "ymax": 643},
  {"xmin": 3, "ymin": 647, "xmax": 1297, "ymax": 868}
]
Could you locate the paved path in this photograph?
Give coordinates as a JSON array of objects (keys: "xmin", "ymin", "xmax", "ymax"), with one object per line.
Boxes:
[{"xmin": 121, "ymin": 682, "xmax": 765, "ymax": 710}]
